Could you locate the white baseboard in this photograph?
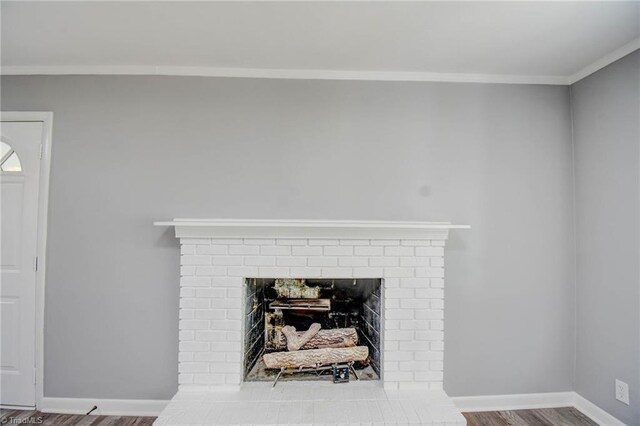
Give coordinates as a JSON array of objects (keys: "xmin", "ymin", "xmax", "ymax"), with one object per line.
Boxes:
[
  {"xmin": 452, "ymin": 391, "xmax": 627, "ymax": 425},
  {"xmin": 452, "ymin": 391, "xmax": 575, "ymax": 412},
  {"xmin": 39, "ymin": 397, "xmax": 169, "ymax": 417},
  {"xmin": 573, "ymin": 393, "xmax": 627, "ymax": 426}
]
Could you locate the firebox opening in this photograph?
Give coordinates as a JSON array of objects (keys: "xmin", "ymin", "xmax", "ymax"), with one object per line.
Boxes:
[{"xmin": 243, "ymin": 278, "xmax": 382, "ymax": 382}]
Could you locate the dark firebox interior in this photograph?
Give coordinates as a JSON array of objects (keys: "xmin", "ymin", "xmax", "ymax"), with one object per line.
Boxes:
[{"xmin": 243, "ymin": 278, "xmax": 382, "ymax": 382}]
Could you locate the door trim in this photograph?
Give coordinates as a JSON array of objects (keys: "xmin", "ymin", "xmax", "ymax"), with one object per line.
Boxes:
[{"xmin": 0, "ymin": 112, "xmax": 53, "ymax": 409}]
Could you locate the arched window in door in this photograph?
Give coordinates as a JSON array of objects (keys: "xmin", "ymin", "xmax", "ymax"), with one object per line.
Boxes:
[{"xmin": 0, "ymin": 141, "xmax": 22, "ymax": 172}]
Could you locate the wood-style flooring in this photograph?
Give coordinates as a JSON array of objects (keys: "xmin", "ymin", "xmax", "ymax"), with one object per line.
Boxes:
[{"xmin": 2, "ymin": 407, "xmax": 598, "ymax": 425}]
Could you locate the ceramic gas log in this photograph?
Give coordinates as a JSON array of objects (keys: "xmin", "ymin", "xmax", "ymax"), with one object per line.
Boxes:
[{"xmin": 263, "ymin": 346, "xmax": 369, "ymax": 369}]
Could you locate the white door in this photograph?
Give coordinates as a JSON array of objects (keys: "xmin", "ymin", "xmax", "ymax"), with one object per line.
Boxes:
[{"xmin": 0, "ymin": 121, "xmax": 43, "ymax": 407}]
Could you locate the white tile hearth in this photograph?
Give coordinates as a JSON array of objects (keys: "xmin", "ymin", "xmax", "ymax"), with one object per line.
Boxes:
[{"xmin": 155, "ymin": 382, "xmax": 466, "ymax": 425}]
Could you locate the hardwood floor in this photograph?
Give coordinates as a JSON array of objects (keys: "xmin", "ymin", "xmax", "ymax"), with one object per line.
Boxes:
[{"xmin": 2, "ymin": 407, "xmax": 598, "ymax": 425}]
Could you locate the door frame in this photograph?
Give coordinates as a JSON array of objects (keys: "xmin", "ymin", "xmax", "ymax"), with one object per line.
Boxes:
[{"xmin": 0, "ymin": 112, "xmax": 53, "ymax": 409}]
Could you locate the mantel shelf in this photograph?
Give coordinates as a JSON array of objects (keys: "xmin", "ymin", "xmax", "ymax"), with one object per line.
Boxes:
[{"xmin": 154, "ymin": 219, "xmax": 470, "ymax": 240}]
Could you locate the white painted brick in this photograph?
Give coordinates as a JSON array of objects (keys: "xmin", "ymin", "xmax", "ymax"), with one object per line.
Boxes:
[
  {"xmin": 399, "ymin": 257, "xmax": 430, "ymax": 267},
  {"xmin": 384, "ymin": 351, "xmax": 413, "ymax": 361},
  {"xmin": 338, "ymin": 257, "xmax": 368, "ymax": 267},
  {"xmin": 415, "ymin": 331, "xmax": 444, "ymax": 341},
  {"xmin": 415, "ymin": 288, "xmax": 444, "ymax": 299},
  {"xmin": 276, "ymin": 239, "xmax": 307, "ymax": 246},
  {"xmin": 180, "ymin": 320, "xmax": 209, "ymax": 330},
  {"xmin": 226, "ymin": 331, "xmax": 242, "ymax": 341},
  {"xmin": 180, "ymin": 298, "xmax": 210, "ymax": 309},
  {"xmin": 308, "ymin": 257, "xmax": 338, "ymax": 267},
  {"xmin": 292, "ymin": 246, "xmax": 322, "ymax": 256},
  {"xmin": 226, "ymin": 310, "xmax": 241, "ymax": 320},
  {"xmin": 430, "ymin": 257, "xmax": 445, "ymax": 267},
  {"xmin": 383, "ymin": 278, "xmax": 400, "ymax": 288},
  {"xmin": 182, "ymin": 238, "xmax": 213, "ymax": 245},
  {"xmin": 193, "ymin": 374, "xmax": 225, "ymax": 385},
  {"xmin": 384, "ymin": 372, "xmax": 413, "ymax": 382},
  {"xmin": 179, "ymin": 310, "xmax": 195, "ymax": 320},
  {"xmin": 414, "ymin": 310, "xmax": 444, "ymax": 320},
  {"xmin": 384, "ymin": 267, "xmax": 414, "ymax": 278},
  {"xmin": 276, "ymin": 256, "xmax": 307, "ymax": 267},
  {"xmin": 353, "ymin": 267, "xmax": 384, "ymax": 278},
  {"xmin": 321, "ymin": 268, "xmax": 353, "ymax": 278},
  {"xmin": 430, "ymin": 240, "xmax": 446, "ymax": 246},
  {"xmin": 212, "ymin": 256, "xmax": 242, "ymax": 266},
  {"xmin": 258, "ymin": 266, "xmax": 290, "ymax": 276},
  {"xmin": 181, "ymin": 245, "xmax": 196, "ymax": 255},
  {"xmin": 400, "ymin": 299, "xmax": 428, "ymax": 309},
  {"xmin": 369, "ymin": 257, "xmax": 399, "ymax": 267},
  {"xmin": 226, "ymin": 352, "xmax": 242, "ymax": 363},
  {"xmin": 384, "ymin": 361, "xmax": 399, "ymax": 372},
  {"xmin": 261, "ymin": 245, "xmax": 292, "ymax": 255},
  {"xmin": 430, "ymin": 361, "xmax": 444, "ymax": 371},
  {"xmin": 308, "ymin": 239, "xmax": 339, "ymax": 246},
  {"xmin": 385, "ymin": 298, "xmax": 400, "ymax": 309},
  {"xmin": 430, "ymin": 299, "xmax": 444, "ymax": 310},
  {"xmin": 385, "ymin": 288, "xmax": 414, "ymax": 299},
  {"xmin": 323, "ymin": 246, "xmax": 353, "ymax": 256},
  {"xmin": 211, "ymin": 277, "xmax": 243, "ymax": 286},
  {"xmin": 195, "ymin": 330, "xmax": 227, "ymax": 341},
  {"xmin": 229, "ymin": 245, "xmax": 259, "ymax": 255},
  {"xmin": 415, "ymin": 247, "xmax": 444, "ymax": 257},
  {"xmin": 400, "ymin": 320, "xmax": 430, "ymax": 330},
  {"xmin": 211, "ymin": 363, "xmax": 241, "ymax": 373},
  {"xmin": 227, "ymin": 266, "xmax": 259, "ymax": 277},
  {"xmin": 208, "ymin": 341, "xmax": 241, "ymax": 352},
  {"xmin": 180, "ymin": 288, "xmax": 196, "ymax": 298},
  {"xmin": 179, "ymin": 362, "xmax": 209, "ymax": 373},
  {"xmin": 210, "ymin": 239, "xmax": 243, "ymax": 245},
  {"xmin": 179, "ymin": 352, "xmax": 194, "ymax": 362},
  {"xmin": 181, "ymin": 276, "xmax": 211, "ymax": 287},
  {"xmin": 211, "ymin": 298, "xmax": 241, "ymax": 310},
  {"xmin": 370, "ymin": 239, "xmax": 400, "ymax": 246},
  {"xmin": 194, "ymin": 309, "xmax": 226, "ymax": 320},
  {"xmin": 430, "ymin": 320, "xmax": 444, "ymax": 330},
  {"xmin": 386, "ymin": 309, "xmax": 414, "ymax": 320},
  {"xmin": 414, "ymin": 372, "xmax": 443, "ymax": 382},
  {"xmin": 385, "ymin": 319, "xmax": 400, "ymax": 330},
  {"xmin": 386, "ymin": 330, "xmax": 414, "ymax": 341},
  {"xmin": 399, "ymin": 361, "xmax": 430, "ymax": 372},
  {"xmin": 399, "ymin": 341, "xmax": 429, "ymax": 352},
  {"xmin": 195, "ymin": 288, "xmax": 226, "ymax": 298},
  {"xmin": 210, "ymin": 320, "xmax": 241, "ymax": 331},
  {"xmin": 180, "ymin": 265, "xmax": 196, "ymax": 276},
  {"xmin": 243, "ymin": 239, "xmax": 276, "ymax": 245},
  {"xmin": 415, "ymin": 267, "xmax": 445, "ymax": 278},
  {"xmin": 195, "ymin": 266, "xmax": 227, "ymax": 277},
  {"xmin": 400, "ymin": 278, "xmax": 428, "ymax": 288},
  {"xmin": 244, "ymin": 256, "xmax": 276, "ymax": 266},
  {"xmin": 385, "ymin": 341, "xmax": 399, "ymax": 351},
  {"xmin": 179, "ymin": 331, "xmax": 195, "ymax": 341},
  {"xmin": 225, "ymin": 374, "xmax": 241, "ymax": 384},
  {"xmin": 385, "ymin": 246, "xmax": 414, "ymax": 256},
  {"xmin": 227, "ymin": 287, "xmax": 242, "ymax": 298},
  {"xmin": 179, "ymin": 341, "xmax": 209, "ymax": 352},
  {"xmin": 430, "ymin": 341, "xmax": 445, "ymax": 351},
  {"xmin": 290, "ymin": 267, "xmax": 321, "ymax": 277},
  {"xmin": 181, "ymin": 255, "xmax": 211, "ymax": 265},
  {"xmin": 354, "ymin": 246, "xmax": 383, "ymax": 256},
  {"xmin": 339, "ymin": 239, "xmax": 369, "ymax": 246},
  {"xmin": 178, "ymin": 374, "xmax": 194, "ymax": 384},
  {"xmin": 197, "ymin": 245, "xmax": 228, "ymax": 255},
  {"xmin": 430, "ymin": 278, "xmax": 445, "ymax": 288},
  {"xmin": 194, "ymin": 352, "xmax": 226, "ymax": 362},
  {"xmin": 401, "ymin": 240, "xmax": 431, "ymax": 246},
  {"xmin": 415, "ymin": 351, "xmax": 444, "ymax": 361}
]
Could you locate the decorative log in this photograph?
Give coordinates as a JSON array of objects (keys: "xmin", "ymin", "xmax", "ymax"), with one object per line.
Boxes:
[
  {"xmin": 263, "ymin": 346, "xmax": 369, "ymax": 369},
  {"xmin": 277, "ymin": 327, "xmax": 358, "ymax": 350},
  {"xmin": 281, "ymin": 323, "xmax": 321, "ymax": 351}
]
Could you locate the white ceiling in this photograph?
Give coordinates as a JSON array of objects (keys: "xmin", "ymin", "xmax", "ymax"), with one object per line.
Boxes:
[{"xmin": 2, "ymin": 1, "xmax": 639, "ymax": 84}]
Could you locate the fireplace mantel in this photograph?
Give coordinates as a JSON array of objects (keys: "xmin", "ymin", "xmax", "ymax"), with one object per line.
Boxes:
[{"xmin": 154, "ymin": 218, "xmax": 470, "ymax": 239}]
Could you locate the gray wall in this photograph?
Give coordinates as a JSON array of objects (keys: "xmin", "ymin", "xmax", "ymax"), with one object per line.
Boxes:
[
  {"xmin": 0, "ymin": 76, "xmax": 575, "ymax": 400},
  {"xmin": 572, "ymin": 50, "xmax": 640, "ymax": 425}
]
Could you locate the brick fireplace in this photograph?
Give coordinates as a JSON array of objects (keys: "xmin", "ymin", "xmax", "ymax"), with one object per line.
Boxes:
[{"xmin": 154, "ymin": 219, "xmax": 468, "ymax": 425}]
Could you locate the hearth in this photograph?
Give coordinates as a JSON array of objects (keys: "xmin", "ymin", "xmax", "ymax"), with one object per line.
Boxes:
[{"xmin": 243, "ymin": 278, "xmax": 382, "ymax": 383}]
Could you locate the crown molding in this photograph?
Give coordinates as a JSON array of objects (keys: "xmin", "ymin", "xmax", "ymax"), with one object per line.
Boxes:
[
  {"xmin": 0, "ymin": 65, "xmax": 570, "ymax": 85},
  {"xmin": 568, "ymin": 38, "xmax": 640, "ymax": 85}
]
